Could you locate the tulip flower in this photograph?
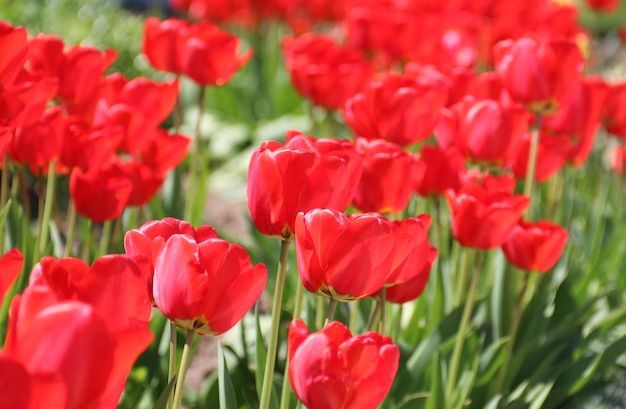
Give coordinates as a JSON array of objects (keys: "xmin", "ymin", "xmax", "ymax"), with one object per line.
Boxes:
[
  {"xmin": 69, "ymin": 158, "xmax": 133, "ymax": 222},
  {"xmin": 493, "ymin": 36, "xmax": 584, "ymax": 114},
  {"xmin": 584, "ymin": 0, "xmax": 620, "ymax": 12},
  {"xmin": 611, "ymin": 145, "xmax": 626, "ymax": 176},
  {"xmin": 435, "ymin": 96, "xmax": 529, "ymax": 166},
  {"xmin": 282, "ymin": 34, "xmax": 373, "ymax": 109},
  {"xmin": 0, "ymin": 248, "xmax": 23, "ymax": 305},
  {"xmin": 385, "ymin": 246, "xmax": 438, "ymax": 304},
  {"xmin": 0, "ymin": 21, "xmax": 28, "ymax": 88},
  {"xmin": 288, "ymin": 319, "xmax": 400, "ymax": 409},
  {"xmin": 142, "ymin": 17, "xmax": 252, "ymax": 86},
  {"xmin": 294, "ymin": 208, "xmax": 395, "ymax": 301},
  {"xmin": 352, "ymin": 138, "xmax": 423, "ymax": 213},
  {"xmin": 415, "ymin": 145, "xmax": 465, "ymax": 197},
  {"xmin": 153, "ymin": 234, "xmax": 267, "ymax": 335},
  {"xmin": 602, "ymin": 82, "xmax": 626, "ymax": 140},
  {"xmin": 343, "ymin": 72, "xmax": 448, "ymax": 146},
  {"xmin": 247, "ymin": 131, "xmax": 363, "ymax": 238},
  {"xmin": 386, "ymin": 215, "xmax": 435, "ymax": 286},
  {"xmin": 501, "ymin": 220, "xmax": 568, "ymax": 272},
  {"xmin": 506, "ymin": 131, "xmax": 570, "ymax": 183},
  {"xmin": 446, "ymin": 173, "xmax": 530, "ymax": 250}
]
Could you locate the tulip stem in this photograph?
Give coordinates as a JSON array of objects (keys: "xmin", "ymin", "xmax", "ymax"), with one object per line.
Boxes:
[
  {"xmin": 63, "ymin": 202, "xmax": 77, "ymax": 257},
  {"xmin": 349, "ymin": 299, "xmax": 360, "ymax": 333},
  {"xmin": 524, "ymin": 114, "xmax": 542, "ymax": 201},
  {"xmin": 325, "ymin": 299, "xmax": 338, "ymax": 326},
  {"xmin": 493, "ymin": 270, "xmax": 530, "ymax": 396},
  {"xmin": 167, "ymin": 322, "xmax": 178, "ymax": 409},
  {"xmin": 445, "ymin": 249, "xmax": 481, "ymax": 406},
  {"xmin": 96, "ymin": 220, "xmax": 113, "ymax": 258},
  {"xmin": 379, "ymin": 288, "xmax": 387, "ymax": 334},
  {"xmin": 0, "ymin": 154, "xmax": 9, "ymax": 253},
  {"xmin": 315, "ymin": 295, "xmax": 324, "ymax": 330},
  {"xmin": 454, "ymin": 245, "xmax": 472, "ymax": 307},
  {"xmin": 259, "ymin": 239, "xmax": 291, "ymax": 409},
  {"xmin": 279, "ymin": 281, "xmax": 306, "ymax": 409},
  {"xmin": 33, "ymin": 161, "xmax": 57, "ymax": 264},
  {"xmin": 184, "ymin": 86, "xmax": 206, "ymax": 225},
  {"xmin": 172, "ymin": 329, "xmax": 195, "ymax": 409}
]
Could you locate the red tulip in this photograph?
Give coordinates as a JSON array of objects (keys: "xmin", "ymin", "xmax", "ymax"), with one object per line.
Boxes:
[
  {"xmin": 502, "ymin": 220, "xmax": 568, "ymax": 272},
  {"xmin": 3, "ymin": 254, "xmax": 153, "ymax": 409},
  {"xmin": 288, "ymin": 319, "xmax": 399, "ymax": 409},
  {"xmin": 446, "ymin": 173, "xmax": 530, "ymax": 250},
  {"xmin": 386, "ymin": 215, "xmax": 435, "ymax": 286},
  {"xmin": 352, "ymin": 138, "xmax": 423, "ymax": 213},
  {"xmin": 344, "ymin": 72, "xmax": 448, "ymax": 146},
  {"xmin": 506, "ymin": 131, "xmax": 570, "ymax": 183},
  {"xmin": 247, "ymin": 131, "xmax": 363, "ymax": 238},
  {"xmin": 0, "ymin": 21, "xmax": 28, "ymax": 88},
  {"xmin": 153, "ymin": 234, "xmax": 267, "ymax": 334},
  {"xmin": 493, "ymin": 36, "xmax": 584, "ymax": 113},
  {"xmin": 69, "ymin": 159, "xmax": 133, "ymax": 222},
  {"xmin": 415, "ymin": 145, "xmax": 465, "ymax": 197},
  {"xmin": 584, "ymin": 0, "xmax": 620, "ymax": 12},
  {"xmin": 0, "ymin": 249, "xmax": 23, "ymax": 305},
  {"xmin": 435, "ymin": 96, "xmax": 529, "ymax": 166},
  {"xmin": 294, "ymin": 208, "xmax": 395, "ymax": 301},
  {"xmin": 143, "ymin": 17, "xmax": 253, "ymax": 86},
  {"xmin": 603, "ymin": 82, "xmax": 626, "ymax": 140},
  {"xmin": 282, "ymin": 34, "xmax": 373, "ymax": 109},
  {"xmin": 124, "ymin": 218, "xmax": 217, "ymax": 301},
  {"xmin": 385, "ymin": 246, "xmax": 437, "ymax": 304}
]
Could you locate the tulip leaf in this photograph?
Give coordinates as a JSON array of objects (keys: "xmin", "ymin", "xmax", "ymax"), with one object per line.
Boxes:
[
  {"xmin": 475, "ymin": 337, "xmax": 508, "ymax": 387},
  {"xmin": 255, "ymin": 308, "xmax": 266, "ymax": 400},
  {"xmin": 153, "ymin": 375, "xmax": 177, "ymax": 409},
  {"xmin": 0, "ymin": 198, "xmax": 12, "ymax": 232},
  {"xmin": 218, "ymin": 342, "xmax": 238, "ymax": 409}
]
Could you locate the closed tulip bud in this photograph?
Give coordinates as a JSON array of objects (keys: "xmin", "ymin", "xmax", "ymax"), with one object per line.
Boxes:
[
  {"xmin": 295, "ymin": 208, "xmax": 395, "ymax": 301},
  {"xmin": 502, "ymin": 220, "xmax": 568, "ymax": 272},
  {"xmin": 288, "ymin": 319, "xmax": 400, "ymax": 409}
]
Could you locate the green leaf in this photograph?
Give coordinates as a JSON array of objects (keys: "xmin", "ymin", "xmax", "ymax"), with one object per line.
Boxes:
[
  {"xmin": 475, "ymin": 337, "xmax": 508, "ymax": 387},
  {"xmin": 255, "ymin": 307, "xmax": 267, "ymax": 401},
  {"xmin": 218, "ymin": 342, "xmax": 238, "ymax": 409},
  {"xmin": 153, "ymin": 375, "xmax": 177, "ymax": 409}
]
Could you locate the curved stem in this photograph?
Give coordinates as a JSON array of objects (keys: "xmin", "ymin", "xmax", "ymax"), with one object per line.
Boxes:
[
  {"xmin": 349, "ymin": 299, "xmax": 360, "ymax": 333},
  {"xmin": 172, "ymin": 329, "xmax": 195, "ymax": 409},
  {"xmin": 324, "ymin": 299, "xmax": 338, "ymax": 327},
  {"xmin": 259, "ymin": 239, "xmax": 291, "ymax": 409},
  {"xmin": 379, "ymin": 288, "xmax": 387, "ymax": 334},
  {"xmin": 493, "ymin": 270, "xmax": 530, "ymax": 396},
  {"xmin": 445, "ymin": 249, "xmax": 481, "ymax": 406},
  {"xmin": 523, "ymin": 114, "xmax": 542, "ymax": 201}
]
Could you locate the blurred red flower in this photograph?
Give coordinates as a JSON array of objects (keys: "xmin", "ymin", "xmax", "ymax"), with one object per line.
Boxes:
[
  {"xmin": 282, "ymin": 34, "xmax": 373, "ymax": 109},
  {"xmin": 493, "ymin": 36, "xmax": 584, "ymax": 114},
  {"xmin": 247, "ymin": 131, "xmax": 363, "ymax": 238},
  {"xmin": 288, "ymin": 319, "xmax": 399, "ymax": 409},
  {"xmin": 0, "ymin": 248, "xmax": 23, "ymax": 305},
  {"xmin": 344, "ymin": 72, "xmax": 448, "ymax": 146},
  {"xmin": 446, "ymin": 173, "xmax": 530, "ymax": 250},
  {"xmin": 502, "ymin": 220, "xmax": 568, "ymax": 272}
]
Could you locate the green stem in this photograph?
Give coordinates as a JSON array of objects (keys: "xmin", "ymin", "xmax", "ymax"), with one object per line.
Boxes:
[
  {"xmin": 259, "ymin": 239, "xmax": 291, "ymax": 409},
  {"xmin": 0, "ymin": 154, "xmax": 9, "ymax": 253},
  {"xmin": 34, "ymin": 161, "xmax": 57, "ymax": 263},
  {"xmin": 315, "ymin": 294, "xmax": 325, "ymax": 330},
  {"xmin": 96, "ymin": 220, "xmax": 113, "ymax": 258},
  {"xmin": 172, "ymin": 329, "xmax": 195, "ymax": 409},
  {"xmin": 184, "ymin": 86, "xmax": 206, "ymax": 224},
  {"xmin": 167, "ymin": 322, "xmax": 178, "ymax": 409},
  {"xmin": 445, "ymin": 249, "xmax": 481, "ymax": 406},
  {"xmin": 379, "ymin": 288, "xmax": 387, "ymax": 334},
  {"xmin": 279, "ymin": 281, "xmax": 306, "ymax": 409},
  {"xmin": 454, "ymin": 245, "xmax": 472, "ymax": 307},
  {"xmin": 82, "ymin": 219, "xmax": 93, "ymax": 264},
  {"xmin": 64, "ymin": 202, "xmax": 77, "ymax": 257},
  {"xmin": 523, "ymin": 114, "xmax": 542, "ymax": 201},
  {"xmin": 173, "ymin": 74, "xmax": 182, "ymax": 135},
  {"xmin": 325, "ymin": 299, "xmax": 338, "ymax": 326},
  {"xmin": 493, "ymin": 271, "xmax": 530, "ymax": 396},
  {"xmin": 368, "ymin": 300, "xmax": 381, "ymax": 332},
  {"xmin": 349, "ymin": 299, "xmax": 360, "ymax": 334}
]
